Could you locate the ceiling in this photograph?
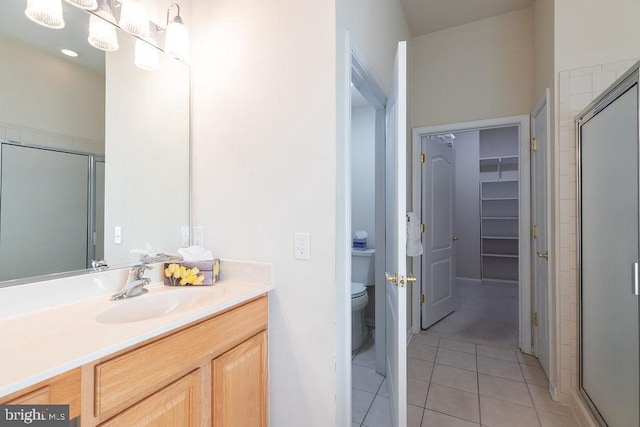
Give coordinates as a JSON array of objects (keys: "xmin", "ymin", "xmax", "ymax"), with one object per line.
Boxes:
[
  {"xmin": 0, "ymin": 1, "xmax": 105, "ymax": 73},
  {"xmin": 399, "ymin": 0, "xmax": 534, "ymax": 37}
]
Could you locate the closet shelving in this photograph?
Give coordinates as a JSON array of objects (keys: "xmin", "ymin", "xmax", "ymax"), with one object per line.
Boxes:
[{"xmin": 479, "ymin": 157, "xmax": 519, "ymax": 284}]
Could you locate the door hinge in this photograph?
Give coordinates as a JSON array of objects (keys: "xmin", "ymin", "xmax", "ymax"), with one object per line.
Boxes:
[
  {"xmin": 533, "ymin": 312, "xmax": 539, "ymax": 326},
  {"xmin": 532, "ymin": 225, "xmax": 538, "ymax": 238},
  {"xmin": 420, "ymin": 153, "xmax": 425, "ymax": 163},
  {"xmin": 420, "ymin": 223, "xmax": 425, "ymax": 233},
  {"xmin": 531, "ymin": 138, "xmax": 537, "ymax": 151},
  {"xmin": 420, "ymin": 294, "xmax": 425, "ymax": 304}
]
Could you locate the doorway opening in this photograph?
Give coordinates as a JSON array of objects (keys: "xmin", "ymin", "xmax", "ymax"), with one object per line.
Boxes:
[{"xmin": 411, "ymin": 116, "xmax": 532, "ymax": 353}]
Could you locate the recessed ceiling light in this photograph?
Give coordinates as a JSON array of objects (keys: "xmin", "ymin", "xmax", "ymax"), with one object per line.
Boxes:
[{"xmin": 61, "ymin": 49, "xmax": 78, "ymax": 57}]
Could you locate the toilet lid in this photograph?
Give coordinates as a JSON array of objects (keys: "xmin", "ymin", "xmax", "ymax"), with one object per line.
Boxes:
[{"xmin": 351, "ymin": 282, "xmax": 366, "ymax": 297}]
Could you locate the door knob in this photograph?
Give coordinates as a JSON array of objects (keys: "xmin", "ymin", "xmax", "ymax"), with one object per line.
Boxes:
[
  {"xmin": 407, "ymin": 274, "xmax": 417, "ymax": 284},
  {"xmin": 452, "ymin": 235, "xmax": 459, "ymax": 241},
  {"xmin": 385, "ymin": 272, "xmax": 398, "ymax": 283},
  {"xmin": 537, "ymin": 251, "xmax": 549, "ymax": 260}
]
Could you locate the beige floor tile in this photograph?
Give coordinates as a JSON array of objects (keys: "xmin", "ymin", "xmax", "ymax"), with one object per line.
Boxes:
[
  {"xmin": 407, "ymin": 377, "xmax": 429, "ymax": 407},
  {"xmin": 537, "ymin": 410, "xmax": 579, "ymax": 427},
  {"xmin": 408, "ymin": 357, "xmax": 434, "ymax": 382},
  {"xmin": 476, "ymin": 345, "xmax": 518, "ymax": 363},
  {"xmin": 363, "ymin": 395, "xmax": 392, "ymax": 427},
  {"xmin": 439, "ymin": 338, "xmax": 476, "ymax": 354},
  {"xmin": 378, "ymin": 377, "xmax": 389, "ymax": 397},
  {"xmin": 521, "ymin": 365, "xmax": 549, "ymax": 387},
  {"xmin": 353, "ymin": 364, "xmax": 385, "ymax": 394},
  {"xmin": 431, "ymin": 363, "xmax": 478, "ymax": 394},
  {"xmin": 353, "ymin": 344, "xmax": 376, "ymax": 369},
  {"xmin": 426, "ymin": 384, "xmax": 480, "ymax": 423},
  {"xmin": 407, "ymin": 404, "xmax": 424, "ymax": 427},
  {"xmin": 352, "ymin": 389, "xmax": 376, "ymax": 424},
  {"xmin": 435, "ymin": 348, "xmax": 477, "ymax": 371},
  {"xmin": 413, "ymin": 334, "xmax": 440, "ymax": 347},
  {"xmin": 477, "ymin": 356, "xmax": 524, "ymax": 382},
  {"xmin": 408, "ymin": 342, "xmax": 437, "ymax": 362},
  {"xmin": 479, "ymin": 396, "xmax": 540, "ymax": 427},
  {"xmin": 478, "ymin": 373, "xmax": 533, "ymax": 407},
  {"xmin": 528, "ymin": 384, "xmax": 573, "ymax": 417},
  {"xmin": 421, "ymin": 409, "xmax": 480, "ymax": 427},
  {"xmin": 517, "ymin": 352, "xmax": 541, "ymax": 367}
]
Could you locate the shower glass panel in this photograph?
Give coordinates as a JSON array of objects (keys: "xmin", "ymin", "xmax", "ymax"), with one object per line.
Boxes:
[
  {"xmin": 578, "ymin": 77, "xmax": 640, "ymax": 427},
  {"xmin": 0, "ymin": 144, "xmax": 89, "ymax": 280}
]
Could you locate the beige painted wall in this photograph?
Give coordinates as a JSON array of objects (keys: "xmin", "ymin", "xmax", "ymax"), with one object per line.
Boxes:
[
  {"xmin": 190, "ymin": 0, "xmax": 408, "ymax": 424},
  {"xmin": 411, "ymin": 8, "xmax": 534, "ymax": 128},
  {"xmin": 555, "ymin": 0, "xmax": 640, "ymax": 72},
  {"xmin": 0, "ymin": 35, "xmax": 104, "ymax": 150},
  {"xmin": 104, "ymin": 32, "xmax": 190, "ymax": 266}
]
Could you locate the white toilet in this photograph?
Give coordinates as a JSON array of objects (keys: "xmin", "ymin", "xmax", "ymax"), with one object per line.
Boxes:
[{"xmin": 351, "ymin": 249, "xmax": 375, "ymax": 351}]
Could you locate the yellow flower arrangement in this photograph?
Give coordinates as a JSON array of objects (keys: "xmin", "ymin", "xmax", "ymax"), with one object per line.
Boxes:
[{"xmin": 164, "ymin": 263, "xmax": 206, "ymax": 286}]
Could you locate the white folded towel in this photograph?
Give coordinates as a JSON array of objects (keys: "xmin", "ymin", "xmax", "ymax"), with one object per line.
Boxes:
[{"xmin": 406, "ymin": 212, "xmax": 423, "ymax": 257}]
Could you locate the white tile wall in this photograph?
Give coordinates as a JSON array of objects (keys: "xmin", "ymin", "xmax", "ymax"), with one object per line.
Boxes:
[
  {"xmin": 557, "ymin": 57, "xmax": 639, "ymax": 397},
  {"xmin": 0, "ymin": 120, "xmax": 104, "ymax": 155}
]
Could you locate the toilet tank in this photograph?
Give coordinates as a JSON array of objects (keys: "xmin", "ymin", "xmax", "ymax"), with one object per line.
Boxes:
[{"xmin": 351, "ymin": 249, "xmax": 375, "ymax": 285}]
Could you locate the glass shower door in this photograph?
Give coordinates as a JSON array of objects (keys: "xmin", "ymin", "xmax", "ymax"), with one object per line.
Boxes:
[{"xmin": 578, "ymin": 77, "xmax": 640, "ymax": 427}]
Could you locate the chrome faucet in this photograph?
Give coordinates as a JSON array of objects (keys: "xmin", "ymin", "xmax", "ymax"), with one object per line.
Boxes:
[{"xmin": 110, "ymin": 264, "xmax": 152, "ymax": 300}]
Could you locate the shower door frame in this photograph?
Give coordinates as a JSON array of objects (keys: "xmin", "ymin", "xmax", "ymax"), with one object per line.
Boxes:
[{"xmin": 576, "ymin": 63, "xmax": 640, "ymax": 427}]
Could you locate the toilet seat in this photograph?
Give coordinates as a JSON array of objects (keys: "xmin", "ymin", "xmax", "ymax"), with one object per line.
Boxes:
[{"xmin": 351, "ymin": 282, "xmax": 367, "ymax": 298}]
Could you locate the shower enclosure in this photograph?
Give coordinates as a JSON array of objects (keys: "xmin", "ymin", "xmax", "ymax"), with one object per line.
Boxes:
[{"xmin": 577, "ymin": 62, "xmax": 640, "ymax": 427}]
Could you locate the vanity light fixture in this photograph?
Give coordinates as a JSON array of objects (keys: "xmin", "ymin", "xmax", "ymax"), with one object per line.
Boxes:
[
  {"xmin": 134, "ymin": 37, "xmax": 159, "ymax": 71},
  {"xmin": 88, "ymin": 0, "xmax": 119, "ymax": 51},
  {"xmin": 161, "ymin": 3, "xmax": 188, "ymax": 62},
  {"xmin": 118, "ymin": 0, "xmax": 150, "ymax": 37},
  {"xmin": 25, "ymin": 0, "xmax": 66, "ymax": 29},
  {"xmin": 64, "ymin": 0, "xmax": 98, "ymax": 10}
]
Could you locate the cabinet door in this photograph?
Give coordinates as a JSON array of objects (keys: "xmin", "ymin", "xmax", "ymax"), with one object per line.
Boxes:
[
  {"xmin": 100, "ymin": 370, "xmax": 201, "ymax": 427},
  {"xmin": 212, "ymin": 332, "xmax": 267, "ymax": 426}
]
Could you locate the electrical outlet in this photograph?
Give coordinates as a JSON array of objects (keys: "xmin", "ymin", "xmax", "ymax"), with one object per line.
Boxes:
[
  {"xmin": 181, "ymin": 225, "xmax": 190, "ymax": 247},
  {"xmin": 294, "ymin": 232, "xmax": 310, "ymax": 260},
  {"xmin": 114, "ymin": 226, "xmax": 122, "ymax": 245},
  {"xmin": 193, "ymin": 226, "xmax": 204, "ymax": 247}
]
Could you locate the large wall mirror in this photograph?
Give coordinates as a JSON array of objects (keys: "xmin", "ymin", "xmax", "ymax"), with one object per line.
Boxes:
[{"xmin": 0, "ymin": 1, "xmax": 190, "ymax": 285}]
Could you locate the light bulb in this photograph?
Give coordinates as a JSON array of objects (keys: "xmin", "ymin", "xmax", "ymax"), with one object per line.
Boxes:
[
  {"xmin": 135, "ymin": 38, "xmax": 159, "ymax": 71},
  {"xmin": 25, "ymin": 0, "xmax": 65, "ymax": 29},
  {"xmin": 88, "ymin": 4, "xmax": 119, "ymax": 52},
  {"xmin": 165, "ymin": 17, "xmax": 188, "ymax": 61},
  {"xmin": 119, "ymin": 0, "xmax": 150, "ymax": 37}
]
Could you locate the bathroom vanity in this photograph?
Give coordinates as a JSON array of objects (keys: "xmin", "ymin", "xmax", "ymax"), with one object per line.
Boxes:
[{"xmin": 0, "ymin": 260, "xmax": 274, "ymax": 426}]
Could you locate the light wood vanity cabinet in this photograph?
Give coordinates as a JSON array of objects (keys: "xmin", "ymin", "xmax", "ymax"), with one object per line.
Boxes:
[
  {"xmin": 89, "ymin": 295, "xmax": 269, "ymax": 426},
  {"xmin": 1, "ymin": 295, "xmax": 268, "ymax": 427},
  {"xmin": 0, "ymin": 368, "xmax": 82, "ymax": 420}
]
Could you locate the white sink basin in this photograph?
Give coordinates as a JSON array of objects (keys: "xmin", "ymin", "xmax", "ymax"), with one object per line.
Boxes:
[{"xmin": 96, "ymin": 287, "xmax": 225, "ymax": 324}]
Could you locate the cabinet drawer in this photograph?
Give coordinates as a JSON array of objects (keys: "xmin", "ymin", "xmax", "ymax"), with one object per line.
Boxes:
[{"xmin": 94, "ymin": 296, "xmax": 267, "ymax": 419}]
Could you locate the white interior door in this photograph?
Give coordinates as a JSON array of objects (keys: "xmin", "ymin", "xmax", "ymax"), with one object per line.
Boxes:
[
  {"xmin": 531, "ymin": 92, "xmax": 550, "ymax": 375},
  {"xmin": 421, "ymin": 138, "xmax": 456, "ymax": 329},
  {"xmin": 384, "ymin": 40, "xmax": 407, "ymax": 427}
]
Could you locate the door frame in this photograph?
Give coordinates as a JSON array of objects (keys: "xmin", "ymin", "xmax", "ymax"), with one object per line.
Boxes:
[
  {"xmin": 411, "ymin": 115, "xmax": 532, "ymax": 353},
  {"xmin": 531, "ymin": 89, "xmax": 556, "ymax": 397}
]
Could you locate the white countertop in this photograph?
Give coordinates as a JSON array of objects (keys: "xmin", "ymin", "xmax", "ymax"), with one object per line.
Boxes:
[{"xmin": 0, "ymin": 259, "xmax": 274, "ymax": 398}]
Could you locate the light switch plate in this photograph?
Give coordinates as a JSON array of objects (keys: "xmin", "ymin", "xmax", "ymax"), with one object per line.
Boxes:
[
  {"xmin": 193, "ymin": 226, "xmax": 204, "ymax": 247},
  {"xmin": 114, "ymin": 226, "xmax": 122, "ymax": 245},
  {"xmin": 181, "ymin": 225, "xmax": 190, "ymax": 247},
  {"xmin": 294, "ymin": 232, "xmax": 310, "ymax": 260}
]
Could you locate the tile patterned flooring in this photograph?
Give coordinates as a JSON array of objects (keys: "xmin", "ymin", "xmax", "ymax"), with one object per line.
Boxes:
[{"xmin": 351, "ymin": 333, "xmax": 581, "ymax": 427}]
